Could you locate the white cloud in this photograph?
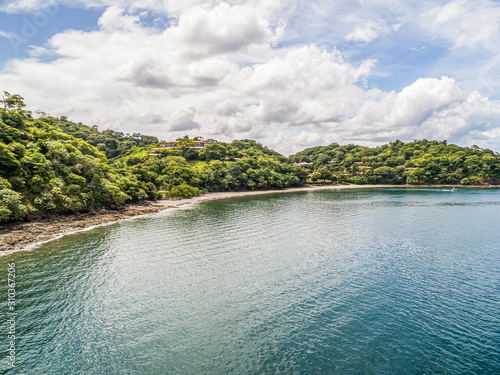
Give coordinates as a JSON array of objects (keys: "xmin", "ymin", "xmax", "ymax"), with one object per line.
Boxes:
[
  {"xmin": 351, "ymin": 77, "xmax": 465, "ymax": 132},
  {"xmin": 0, "ymin": 30, "xmax": 15, "ymax": 39},
  {"xmin": 0, "ymin": 0, "xmax": 281, "ymax": 16},
  {"xmin": 167, "ymin": 105, "xmax": 200, "ymax": 131},
  {"xmin": 429, "ymin": 0, "xmax": 500, "ymax": 50},
  {"xmin": 2, "ymin": 0, "xmax": 500, "ymax": 155},
  {"xmin": 1, "ymin": 0, "xmax": 76, "ymax": 13},
  {"xmin": 0, "ymin": 0, "xmax": 139, "ymax": 13},
  {"xmin": 171, "ymin": 2, "xmax": 273, "ymax": 56},
  {"xmin": 344, "ymin": 77, "xmax": 500, "ymax": 150},
  {"xmin": 345, "ymin": 18, "xmax": 402, "ymax": 43},
  {"xmin": 232, "ymin": 45, "xmax": 374, "ymax": 125},
  {"xmin": 293, "ymin": 130, "xmax": 326, "ymax": 148}
]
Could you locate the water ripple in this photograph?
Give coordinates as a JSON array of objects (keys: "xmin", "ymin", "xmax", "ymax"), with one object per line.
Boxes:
[{"xmin": 1, "ymin": 189, "xmax": 499, "ymax": 374}]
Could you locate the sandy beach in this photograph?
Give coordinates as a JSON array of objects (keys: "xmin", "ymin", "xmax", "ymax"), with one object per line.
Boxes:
[{"xmin": 1, "ymin": 184, "xmax": 497, "ymax": 255}]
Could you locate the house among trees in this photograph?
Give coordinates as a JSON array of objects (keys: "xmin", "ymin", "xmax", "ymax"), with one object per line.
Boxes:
[
  {"xmin": 164, "ymin": 140, "xmax": 211, "ymax": 150},
  {"xmin": 293, "ymin": 162, "xmax": 313, "ymax": 167}
]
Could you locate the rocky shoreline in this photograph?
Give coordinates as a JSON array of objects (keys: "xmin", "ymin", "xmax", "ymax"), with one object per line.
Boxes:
[
  {"xmin": 1, "ymin": 184, "xmax": 498, "ymax": 255},
  {"xmin": 0, "ymin": 201, "xmax": 167, "ymax": 254}
]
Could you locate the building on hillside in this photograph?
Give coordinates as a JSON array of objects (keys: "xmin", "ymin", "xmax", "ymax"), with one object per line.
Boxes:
[
  {"xmin": 163, "ymin": 140, "xmax": 211, "ymax": 150},
  {"xmin": 220, "ymin": 158, "xmax": 242, "ymax": 161},
  {"xmin": 293, "ymin": 162, "xmax": 313, "ymax": 167}
]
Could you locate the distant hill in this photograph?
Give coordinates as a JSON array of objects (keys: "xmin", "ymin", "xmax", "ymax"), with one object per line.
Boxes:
[
  {"xmin": 0, "ymin": 107, "xmax": 161, "ymax": 223},
  {"xmin": 2, "ymin": 92, "xmax": 499, "ymax": 223},
  {"xmin": 289, "ymin": 140, "xmax": 500, "ymax": 185},
  {"xmin": 54, "ymin": 117, "xmax": 160, "ymax": 159},
  {"xmin": 0, "ymin": 93, "xmax": 306, "ymax": 223}
]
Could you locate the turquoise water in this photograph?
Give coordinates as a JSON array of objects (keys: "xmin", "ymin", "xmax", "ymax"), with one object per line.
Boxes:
[{"xmin": 1, "ymin": 188, "xmax": 500, "ymax": 374}]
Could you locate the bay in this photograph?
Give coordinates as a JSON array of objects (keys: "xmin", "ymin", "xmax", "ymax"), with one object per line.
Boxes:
[{"xmin": 1, "ymin": 188, "xmax": 500, "ymax": 374}]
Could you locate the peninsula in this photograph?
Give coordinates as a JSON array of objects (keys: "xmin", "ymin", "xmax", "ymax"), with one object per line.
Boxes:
[{"xmin": 1, "ymin": 92, "xmax": 500, "ymax": 250}]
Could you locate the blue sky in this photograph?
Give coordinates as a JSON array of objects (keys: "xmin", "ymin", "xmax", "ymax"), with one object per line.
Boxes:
[
  {"xmin": 0, "ymin": 6, "xmax": 101, "ymax": 64},
  {"xmin": 1, "ymin": 0, "xmax": 500, "ymax": 154}
]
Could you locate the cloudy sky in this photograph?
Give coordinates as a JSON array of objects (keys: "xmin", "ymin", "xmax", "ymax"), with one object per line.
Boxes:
[{"xmin": 1, "ymin": 0, "xmax": 500, "ymax": 155}]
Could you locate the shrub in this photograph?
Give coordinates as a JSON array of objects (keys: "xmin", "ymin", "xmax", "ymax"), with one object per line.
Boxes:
[
  {"xmin": 469, "ymin": 176, "xmax": 483, "ymax": 185},
  {"xmin": 460, "ymin": 177, "xmax": 470, "ymax": 185},
  {"xmin": 168, "ymin": 184, "xmax": 204, "ymax": 198},
  {"xmin": 0, "ymin": 180, "xmax": 30, "ymax": 222}
]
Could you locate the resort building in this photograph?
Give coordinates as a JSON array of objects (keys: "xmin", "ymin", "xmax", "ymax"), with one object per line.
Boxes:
[
  {"xmin": 293, "ymin": 162, "xmax": 313, "ymax": 167},
  {"xmin": 163, "ymin": 140, "xmax": 211, "ymax": 150}
]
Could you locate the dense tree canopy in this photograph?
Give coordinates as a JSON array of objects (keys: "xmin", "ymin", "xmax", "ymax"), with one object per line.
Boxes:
[
  {"xmin": 289, "ymin": 140, "xmax": 500, "ymax": 185},
  {"xmin": 0, "ymin": 99, "xmax": 306, "ymax": 222},
  {"xmin": 115, "ymin": 139, "xmax": 307, "ymax": 193},
  {"xmin": 0, "ymin": 108, "xmax": 160, "ymax": 222},
  {"xmin": 1, "ymin": 94, "xmax": 499, "ymax": 223},
  {"xmin": 54, "ymin": 118, "xmax": 160, "ymax": 159}
]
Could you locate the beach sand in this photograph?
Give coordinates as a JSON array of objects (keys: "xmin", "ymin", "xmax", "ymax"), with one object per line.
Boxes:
[{"xmin": 0, "ymin": 184, "xmax": 495, "ymax": 255}]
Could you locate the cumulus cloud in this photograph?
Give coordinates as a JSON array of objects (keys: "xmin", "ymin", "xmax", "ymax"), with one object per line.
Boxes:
[
  {"xmin": 351, "ymin": 77, "xmax": 465, "ymax": 132},
  {"xmin": 233, "ymin": 45, "xmax": 375, "ymax": 125},
  {"xmin": 167, "ymin": 105, "xmax": 200, "ymax": 131},
  {"xmin": 172, "ymin": 2, "xmax": 273, "ymax": 56},
  {"xmin": 1, "ymin": 0, "xmax": 500, "ymax": 155},
  {"xmin": 343, "ymin": 77, "xmax": 500, "ymax": 149},
  {"xmin": 406, "ymin": 0, "xmax": 500, "ymax": 100}
]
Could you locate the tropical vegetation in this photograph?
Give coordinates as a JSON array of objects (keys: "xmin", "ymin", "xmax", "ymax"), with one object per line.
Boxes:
[
  {"xmin": 0, "ymin": 92, "xmax": 306, "ymax": 222},
  {"xmin": 289, "ymin": 140, "xmax": 500, "ymax": 185},
  {"xmin": 1, "ymin": 91, "xmax": 499, "ymax": 223}
]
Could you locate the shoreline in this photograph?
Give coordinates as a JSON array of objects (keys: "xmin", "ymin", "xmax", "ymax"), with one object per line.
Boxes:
[{"xmin": 1, "ymin": 184, "xmax": 498, "ymax": 255}]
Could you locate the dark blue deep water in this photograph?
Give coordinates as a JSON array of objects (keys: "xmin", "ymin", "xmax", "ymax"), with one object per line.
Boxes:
[{"xmin": 1, "ymin": 188, "xmax": 500, "ymax": 374}]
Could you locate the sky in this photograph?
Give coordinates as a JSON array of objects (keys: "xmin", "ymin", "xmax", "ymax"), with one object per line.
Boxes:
[{"xmin": 1, "ymin": 0, "xmax": 500, "ymax": 155}]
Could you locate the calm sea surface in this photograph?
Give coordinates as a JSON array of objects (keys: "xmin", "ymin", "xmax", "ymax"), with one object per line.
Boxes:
[{"xmin": 1, "ymin": 188, "xmax": 500, "ymax": 374}]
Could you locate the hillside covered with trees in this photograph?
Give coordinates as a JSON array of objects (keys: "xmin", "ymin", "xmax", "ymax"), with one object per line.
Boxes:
[
  {"xmin": 289, "ymin": 140, "xmax": 500, "ymax": 185},
  {"xmin": 0, "ymin": 93, "xmax": 306, "ymax": 223},
  {"xmin": 54, "ymin": 118, "xmax": 160, "ymax": 159},
  {"xmin": 2, "ymin": 91, "xmax": 500, "ymax": 223}
]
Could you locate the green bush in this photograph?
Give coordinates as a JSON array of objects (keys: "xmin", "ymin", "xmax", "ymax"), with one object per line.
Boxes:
[
  {"xmin": 469, "ymin": 176, "xmax": 483, "ymax": 185},
  {"xmin": 168, "ymin": 184, "xmax": 204, "ymax": 198},
  {"xmin": 0, "ymin": 179, "xmax": 31, "ymax": 222}
]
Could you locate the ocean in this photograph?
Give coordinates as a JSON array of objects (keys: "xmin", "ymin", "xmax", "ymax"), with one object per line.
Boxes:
[{"xmin": 1, "ymin": 188, "xmax": 499, "ymax": 374}]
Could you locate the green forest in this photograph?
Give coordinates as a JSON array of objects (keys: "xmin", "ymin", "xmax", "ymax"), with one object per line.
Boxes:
[
  {"xmin": 1, "ymin": 92, "xmax": 500, "ymax": 223},
  {"xmin": 290, "ymin": 140, "xmax": 500, "ymax": 185}
]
